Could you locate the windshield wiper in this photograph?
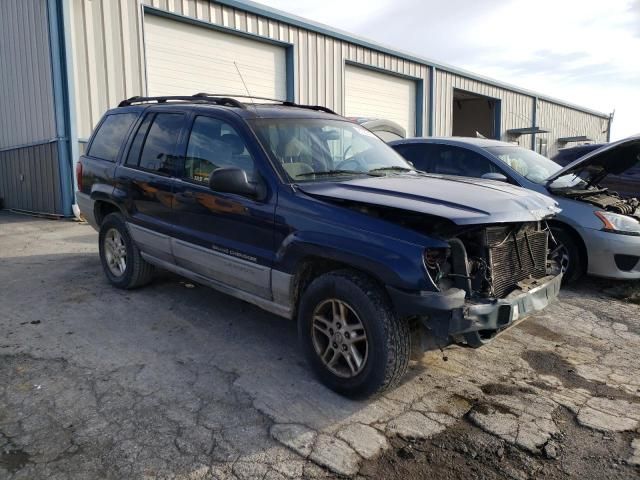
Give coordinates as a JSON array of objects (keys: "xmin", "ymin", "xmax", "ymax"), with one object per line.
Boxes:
[
  {"xmin": 368, "ymin": 166, "xmax": 414, "ymax": 174},
  {"xmin": 295, "ymin": 169, "xmax": 377, "ymax": 178}
]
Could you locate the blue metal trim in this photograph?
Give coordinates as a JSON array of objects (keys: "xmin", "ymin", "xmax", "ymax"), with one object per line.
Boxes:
[
  {"xmin": 415, "ymin": 79, "xmax": 424, "ymax": 137},
  {"xmin": 286, "ymin": 46, "xmax": 295, "ymax": 102},
  {"xmin": 531, "ymin": 97, "xmax": 538, "ymax": 150},
  {"xmin": 428, "ymin": 66, "xmax": 436, "ymax": 136},
  {"xmin": 214, "ymin": 0, "xmax": 608, "ymax": 119},
  {"xmin": 494, "ymin": 99, "xmax": 502, "ymax": 141},
  {"xmin": 344, "ymin": 59, "xmax": 422, "ymax": 82},
  {"xmin": 60, "ymin": 0, "xmax": 79, "ymax": 196},
  {"xmin": 140, "ymin": 2, "xmax": 150, "ymax": 95},
  {"xmin": 143, "ymin": 6, "xmax": 295, "ymax": 101},
  {"xmin": 144, "ymin": 6, "xmax": 294, "ymax": 48},
  {"xmin": 47, "ymin": 0, "xmax": 73, "ymax": 216},
  {"xmin": 344, "ymin": 60, "xmax": 424, "ymax": 137}
]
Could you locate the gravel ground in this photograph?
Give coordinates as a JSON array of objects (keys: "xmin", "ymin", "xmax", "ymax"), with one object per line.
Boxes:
[{"xmin": 1, "ymin": 211, "xmax": 639, "ymax": 479}]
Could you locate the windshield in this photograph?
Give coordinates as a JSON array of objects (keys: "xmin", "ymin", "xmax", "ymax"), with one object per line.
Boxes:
[
  {"xmin": 250, "ymin": 118, "xmax": 414, "ymax": 182},
  {"xmin": 485, "ymin": 146, "xmax": 585, "ymax": 188}
]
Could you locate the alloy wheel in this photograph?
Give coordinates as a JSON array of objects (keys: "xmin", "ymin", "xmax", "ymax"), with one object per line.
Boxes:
[
  {"xmin": 311, "ymin": 299, "xmax": 368, "ymax": 378},
  {"xmin": 104, "ymin": 228, "xmax": 127, "ymax": 277}
]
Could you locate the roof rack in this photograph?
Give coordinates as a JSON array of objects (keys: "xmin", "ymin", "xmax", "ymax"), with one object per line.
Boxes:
[
  {"xmin": 194, "ymin": 93, "xmax": 338, "ymax": 115},
  {"xmin": 118, "ymin": 95, "xmax": 246, "ymax": 109},
  {"xmin": 118, "ymin": 93, "xmax": 338, "ymax": 115}
]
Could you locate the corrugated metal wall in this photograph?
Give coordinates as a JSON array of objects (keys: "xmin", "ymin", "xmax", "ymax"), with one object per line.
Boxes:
[
  {"xmin": 536, "ymin": 99, "xmax": 609, "ymax": 157},
  {"xmin": 0, "ymin": 0, "xmax": 57, "ymax": 149},
  {"xmin": 66, "ymin": 0, "xmax": 607, "ymax": 156},
  {"xmin": 0, "ymin": 143, "xmax": 62, "ymax": 215},
  {"xmin": 68, "ymin": 0, "xmax": 429, "ymax": 141},
  {"xmin": 0, "ymin": 0, "xmax": 65, "ymax": 215}
]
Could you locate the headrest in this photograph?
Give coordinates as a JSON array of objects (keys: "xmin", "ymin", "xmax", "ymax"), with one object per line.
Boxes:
[{"xmin": 221, "ymin": 134, "xmax": 245, "ymax": 155}]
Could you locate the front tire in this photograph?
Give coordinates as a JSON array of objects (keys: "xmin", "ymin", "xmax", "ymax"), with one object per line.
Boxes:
[
  {"xmin": 298, "ymin": 270, "xmax": 410, "ymax": 398},
  {"xmin": 99, "ymin": 213, "xmax": 154, "ymax": 289},
  {"xmin": 551, "ymin": 227, "xmax": 585, "ymax": 284}
]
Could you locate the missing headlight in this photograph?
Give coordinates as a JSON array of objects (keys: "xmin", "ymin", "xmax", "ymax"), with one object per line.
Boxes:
[{"xmin": 423, "ymin": 247, "xmax": 451, "ymax": 290}]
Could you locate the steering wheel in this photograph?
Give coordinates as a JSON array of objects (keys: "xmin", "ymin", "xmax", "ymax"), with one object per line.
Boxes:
[
  {"xmin": 336, "ymin": 153, "xmax": 366, "ymax": 171},
  {"xmin": 337, "ymin": 159, "xmax": 365, "ymax": 171}
]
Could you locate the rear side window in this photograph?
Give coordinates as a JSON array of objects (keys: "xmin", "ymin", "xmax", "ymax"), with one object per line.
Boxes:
[
  {"xmin": 126, "ymin": 113, "xmax": 185, "ymax": 175},
  {"xmin": 393, "ymin": 144, "xmax": 430, "ymax": 170},
  {"xmin": 88, "ymin": 113, "xmax": 138, "ymax": 161},
  {"xmin": 430, "ymin": 145, "xmax": 497, "ymax": 177}
]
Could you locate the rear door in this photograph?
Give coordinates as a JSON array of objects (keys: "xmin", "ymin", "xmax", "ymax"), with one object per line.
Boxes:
[
  {"xmin": 117, "ymin": 108, "xmax": 188, "ymax": 262},
  {"xmin": 170, "ymin": 113, "xmax": 277, "ymax": 299}
]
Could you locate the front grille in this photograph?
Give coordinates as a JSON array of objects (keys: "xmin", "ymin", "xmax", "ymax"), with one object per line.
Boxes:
[{"xmin": 486, "ymin": 225, "xmax": 548, "ymax": 297}]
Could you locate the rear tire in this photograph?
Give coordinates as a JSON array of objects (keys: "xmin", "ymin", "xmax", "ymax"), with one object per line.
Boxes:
[
  {"xmin": 551, "ymin": 227, "xmax": 585, "ymax": 284},
  {"xmin": 298, "ymin": 270, "xmax": 410, "ymax": 398},
  {"xmin": 99, "ymin": 213, "xmax": 154, "ymax": 289}
]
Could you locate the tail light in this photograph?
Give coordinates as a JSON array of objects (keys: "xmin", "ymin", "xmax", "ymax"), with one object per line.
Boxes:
[{"xmin": 75, "ymin": 161, "xmax": 83, "ymax": 191}]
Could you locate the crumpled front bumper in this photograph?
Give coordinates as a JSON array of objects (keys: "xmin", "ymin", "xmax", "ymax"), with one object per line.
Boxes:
[{"xmin": 387, "ymin": 272, "xmax": 563, "ymax": 348}]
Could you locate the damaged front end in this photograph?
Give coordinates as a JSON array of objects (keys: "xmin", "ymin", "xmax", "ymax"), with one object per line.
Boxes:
[
  {"xmin": 297, "ymin": 175, "xmax": 563, "ymax": 349},
  {"xmin": 389, "ymin": 221, "xmax": 562, "ymax": 349}
]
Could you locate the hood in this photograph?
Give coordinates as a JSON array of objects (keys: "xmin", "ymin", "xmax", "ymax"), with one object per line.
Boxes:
[
  {"xmin": 298, "ymin": 174, "xmax": 560, "ymax": 225},
  {"xmin": 546, "ymin": 135, "xmax": 640, "ymax": 186}
]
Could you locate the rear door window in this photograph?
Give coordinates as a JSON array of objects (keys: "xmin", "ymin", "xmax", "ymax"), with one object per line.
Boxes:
[
  {"xmin": 392, "ymin": 144, "xmax": 431, "ymax": 171},
  {"xmin": 126, "ymin": 112, "xmax": 185, "ymax": 176},
  {"xmin": 430, "ymin": 145, "xmax": 497, "ymax": 177},
  {"xmin": 87, "ymin": 113, "xmax": 138, "ymax": 161}
]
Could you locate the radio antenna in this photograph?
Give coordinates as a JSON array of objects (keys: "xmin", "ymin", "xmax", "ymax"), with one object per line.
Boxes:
[{"xmin": 234, "ymin": 62, "xmax": 260, "ymax": 116}]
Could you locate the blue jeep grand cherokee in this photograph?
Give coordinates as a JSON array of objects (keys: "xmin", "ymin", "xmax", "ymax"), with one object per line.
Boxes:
[{"xmin": 76, "ymin": 94, "xmax": 562, "ymax": 397}]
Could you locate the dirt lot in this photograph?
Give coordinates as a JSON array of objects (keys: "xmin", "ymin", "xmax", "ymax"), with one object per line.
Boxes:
[{"xmin": 1, "ymin": 211, "xmax": 639, "ymax": 480}]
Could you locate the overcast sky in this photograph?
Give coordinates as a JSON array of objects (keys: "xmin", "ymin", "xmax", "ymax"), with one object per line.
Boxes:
[{"xmin": 261, "ymin": 0, "xmax": 639, "ymax": 140}]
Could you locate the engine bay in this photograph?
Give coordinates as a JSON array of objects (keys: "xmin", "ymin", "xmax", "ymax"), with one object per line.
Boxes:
[
  {"xmin": 426, "ymin": 222, "xmax": 556, "ymax": 300},
  {"xmin": 553, "ymin": 187, "xmax": 640, "ymax": 220}
]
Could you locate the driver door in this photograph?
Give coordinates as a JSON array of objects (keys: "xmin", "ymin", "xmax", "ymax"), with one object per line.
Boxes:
[{"xmin": 171, "ymin": 114, "xmax": 277, "ymax": 299}]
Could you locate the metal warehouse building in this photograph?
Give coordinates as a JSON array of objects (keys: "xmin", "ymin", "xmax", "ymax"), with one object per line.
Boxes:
[{"xmin": 1, "ymin": 0, "xmax": 613, "ymax": 217}]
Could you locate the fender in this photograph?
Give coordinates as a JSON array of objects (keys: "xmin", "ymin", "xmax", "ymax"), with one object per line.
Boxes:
[
  {"xmin": 275, "ymin": 230, "xmax": 437, "ymax": 292},
  {"xmin": 90, "ymin": 183, "xmax": 117, "ymax": 203},
  {"xmin": 89, "ymin": 185, "xmax": 127, "ymax": 224}
]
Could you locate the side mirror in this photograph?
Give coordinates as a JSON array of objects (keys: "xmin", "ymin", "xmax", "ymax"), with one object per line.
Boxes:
[
  {"xmin": 481, "ymin": 172, "xmax": 508, "ymax": 182},
  {"xmin": 209, "ymin": 168, "xmax": 257, "ymax": 197}
]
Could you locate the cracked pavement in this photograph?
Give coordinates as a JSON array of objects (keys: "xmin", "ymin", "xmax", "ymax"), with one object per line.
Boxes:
[{"xmin": 1, "ymin": 211, "xmax": 639, "ymax": 479}]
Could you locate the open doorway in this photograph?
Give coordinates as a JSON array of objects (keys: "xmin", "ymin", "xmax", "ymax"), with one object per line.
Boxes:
[{"xmin": 452, "ymin": 89, "xmax": 500, "ymax": 139}]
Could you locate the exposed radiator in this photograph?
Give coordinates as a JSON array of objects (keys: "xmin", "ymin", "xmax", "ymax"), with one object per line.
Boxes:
[{"xmin": 486, "ymin": 225, "xmax": 549, "ymax": 298}]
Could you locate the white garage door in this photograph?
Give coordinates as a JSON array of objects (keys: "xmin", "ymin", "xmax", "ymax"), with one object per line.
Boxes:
[
  {"xmin": 345, "ymin": 65, "xmax": 417, "ymax": 136},
  {"xmin": 144, "ymin": 15, "xmax": 287, "ymax": 100}
]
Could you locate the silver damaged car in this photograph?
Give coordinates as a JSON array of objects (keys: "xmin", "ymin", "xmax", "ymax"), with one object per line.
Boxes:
[{"xmin": 390, "ymin": 135, "xmax": 640, "ymax": 282}]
